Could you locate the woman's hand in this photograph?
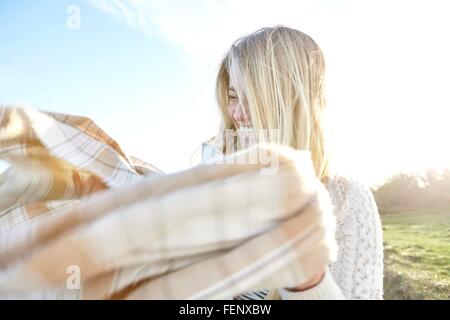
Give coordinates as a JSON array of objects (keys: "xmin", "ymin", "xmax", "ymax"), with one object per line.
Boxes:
[{"xmin": 284, "ymin": 268, "xmax": 325, "ymax": 292}]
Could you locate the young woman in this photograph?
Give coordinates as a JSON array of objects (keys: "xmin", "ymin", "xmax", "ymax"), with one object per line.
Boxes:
[{"xmin": 202, "ymin": 26, "xmax": 384, "ymax": 299}]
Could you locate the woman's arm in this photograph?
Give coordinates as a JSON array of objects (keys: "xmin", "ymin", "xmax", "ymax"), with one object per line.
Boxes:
[{"xmin": 278, "ymin": 177, "xmax": 384, "ymax": 300}]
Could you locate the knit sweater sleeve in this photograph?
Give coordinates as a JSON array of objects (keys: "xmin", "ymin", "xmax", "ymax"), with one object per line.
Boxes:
[{"xmin": 279, "ymin": 177, "xmax": 384, "ymax": 300}]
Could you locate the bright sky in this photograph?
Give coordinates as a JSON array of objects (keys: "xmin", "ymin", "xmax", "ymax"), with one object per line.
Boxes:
[{"xmin": 1, "ymin": 0, "xmax": 450, "ymax": 187}]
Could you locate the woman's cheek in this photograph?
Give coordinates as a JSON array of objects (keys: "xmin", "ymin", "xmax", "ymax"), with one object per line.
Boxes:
[{"xmin": 228, "ymin": 101, "xmax": 237, "ymax": 118}]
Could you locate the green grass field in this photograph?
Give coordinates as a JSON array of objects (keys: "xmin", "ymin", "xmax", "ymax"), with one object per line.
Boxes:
[{"xmin": 382, "ymin": 209, "xmax": 450, "ymax": 299}]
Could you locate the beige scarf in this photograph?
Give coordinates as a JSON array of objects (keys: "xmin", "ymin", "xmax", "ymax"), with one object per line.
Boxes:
[{"xmin": 0, "ymin": 106, "xmax": 337, "ymax": 299}]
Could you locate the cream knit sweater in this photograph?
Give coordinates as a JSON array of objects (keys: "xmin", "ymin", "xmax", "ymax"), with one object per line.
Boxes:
[
  {"xmin": 202, "ymin": 144, "xmax": 384, "ymax": 300},
  {"xmin": 276, "ymin": 175, "xmax": 384, "ymax": 300}
]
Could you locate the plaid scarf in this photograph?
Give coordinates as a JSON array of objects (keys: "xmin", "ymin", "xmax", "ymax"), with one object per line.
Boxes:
[{"xmin": 0, "ymin": 106, "xmax": 336, "ymax": 299}]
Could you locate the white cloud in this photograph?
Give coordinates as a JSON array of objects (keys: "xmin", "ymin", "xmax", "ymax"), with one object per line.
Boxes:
[{"xmin": 86, "ymin": 0, "xmax": 343, "ymax": 67}]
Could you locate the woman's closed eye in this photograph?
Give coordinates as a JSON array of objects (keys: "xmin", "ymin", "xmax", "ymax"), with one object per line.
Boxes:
[
  {"xmin": 228, "ymin": 86, "xmax": 239, "ymax": 99},
  {"xmin": 228, "ymin": 92, "xmax": 238, "ymax": 101}
]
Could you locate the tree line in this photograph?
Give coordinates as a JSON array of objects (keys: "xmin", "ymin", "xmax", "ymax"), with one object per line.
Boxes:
[{"xmin": 372, "ymin": 169, "xmax": 450, "ymax": 214}]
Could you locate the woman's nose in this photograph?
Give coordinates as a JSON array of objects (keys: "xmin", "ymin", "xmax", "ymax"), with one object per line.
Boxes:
[{"xmin": 232, "ymin": 104, "xmax": 247, "ymax": 123}]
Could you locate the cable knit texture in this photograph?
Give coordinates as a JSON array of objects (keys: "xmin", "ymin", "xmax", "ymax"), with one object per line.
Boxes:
[
  {"xmin": 326, "ymin": 175, "xmax": 384, "ymax": 299},
  {"xmin": 276, "ymin": 175, "xmax": 384, "ymax": 300}
]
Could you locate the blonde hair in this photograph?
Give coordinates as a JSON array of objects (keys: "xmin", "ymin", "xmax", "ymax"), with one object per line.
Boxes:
[{"xmin": 214, "ymin": 25, "xmax": 330, "ymax": 182}]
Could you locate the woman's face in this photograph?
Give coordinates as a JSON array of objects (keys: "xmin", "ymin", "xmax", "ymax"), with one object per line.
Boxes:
[{"xmin": 228, "ymin": 75, "xmax": 250, "ymax": 128}]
